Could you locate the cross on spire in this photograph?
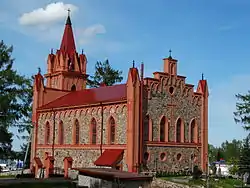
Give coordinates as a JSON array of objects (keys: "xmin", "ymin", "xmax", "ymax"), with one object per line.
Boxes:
[
  {"xmin": 202, "ymin": 73, "xmax": 204, "ymax": 80},
  {"xmin": 168, "ymin": 49, "xmax": 172, "ymax": 59},
  {"xmin": 67, "ymin": 8, "xmax": 71, "ymax": 17},
  {"xmin": 38, "ymin": 67, "xmax": 41, "ymax": 74},
  {"xmin": 132, "ymin": 60, "xmax": 135, "ymax": 68}
]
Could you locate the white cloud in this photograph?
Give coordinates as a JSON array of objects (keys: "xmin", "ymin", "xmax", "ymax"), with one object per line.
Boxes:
[
  {"xmin": 77, "ymin": 24, "xmax": 106, "ymax": 45},
  {"xmin": 19, "ymin": 2, "xmax": 78, "ymax": 26}
]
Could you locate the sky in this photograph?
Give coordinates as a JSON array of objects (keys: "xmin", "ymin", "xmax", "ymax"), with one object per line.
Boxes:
[{"xmin": 1, "ymin": 0, "xmax": 250, "ymax": 151}]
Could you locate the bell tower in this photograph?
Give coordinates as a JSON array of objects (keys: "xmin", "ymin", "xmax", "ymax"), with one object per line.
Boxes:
[{"xmin": 44, "ymin": 12, "xmax": 88, "ymax": 91}]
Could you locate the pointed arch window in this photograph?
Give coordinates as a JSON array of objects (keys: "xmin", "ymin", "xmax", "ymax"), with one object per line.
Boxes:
[
  {"xmin": 190, "ymin": 119, "xmax": 197, "ymax": 143},
  {"xmin": 45, "ymin": 122, "xmax": 50, "ymax": 144},
  {"xmin": 160, "ymin": 116, "xmax": 166, "ymax": 142},
  {"xmin": 58, "ymin": 121, "xmax": 64, "ymax": 145},
  {"xmin": 71, "ymin": 85, "xmax": 76, "ymax": 91},
  {"xmin": 176, "ymin": 118, "xmax": 182, "ymax": 143},
  {"xmin": 91, "ymin": 118, "xmax": 97, "ymax": 144},
  {"xmin": 74, "ymin": 119, "xmax": 80, "ymax": 144},
  {"xmin": 110, "ymin": 117, "xmax": 116, "ymax": 144}
]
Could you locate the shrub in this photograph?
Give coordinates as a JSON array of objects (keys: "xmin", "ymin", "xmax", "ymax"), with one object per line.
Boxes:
[{"xmin": 192, "ymin": 165, "xmax": 202, "ymax": 179}]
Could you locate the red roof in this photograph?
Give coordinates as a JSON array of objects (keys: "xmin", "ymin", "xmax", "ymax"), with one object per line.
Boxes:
[
  {"xmin": 39, "ymin": 84, "xmax": 127, "ymax": 110},
  {"xmin": 94, "ymin": 149, "xmax": 124, "ymax": 167},
  {"xmin": 60, "ymin": 15, "xmax": 76, "ymax": 55}
]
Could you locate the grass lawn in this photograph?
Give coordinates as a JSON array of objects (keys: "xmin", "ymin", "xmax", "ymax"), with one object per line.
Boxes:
[
  {"xmin": 161, "ymin": 176, "xmax": 243, "ymax": 188},
  {"xmin": 0, "ymin": 175, "xmax": 15, "ymax": 179}
]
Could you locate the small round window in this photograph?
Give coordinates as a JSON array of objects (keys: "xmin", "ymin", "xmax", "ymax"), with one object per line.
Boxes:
[
  {"xmin": 169, "ymin": 86, "xmax": 174, "ymax": 94},
  {"xmin": 144, "ymin": 152, "xmax": 149, "ymax": 161},
  {"xmin": 177, "ymin": 153, "xmax": 182, "ymax": 161},
  {"xmin": 160, "ymin": 152, "xmax": 166, "ymax": 161}
]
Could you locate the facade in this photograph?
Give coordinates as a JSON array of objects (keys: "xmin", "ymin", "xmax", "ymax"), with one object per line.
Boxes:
[{"xmin": 30, "ymin": 15, "xmax": 209, "ymax": 173}]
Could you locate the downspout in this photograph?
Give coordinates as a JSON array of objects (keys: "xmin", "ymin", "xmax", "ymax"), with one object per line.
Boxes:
[
  {"xmin": 52, "ymin": 108, "xmax": 56, "ymax": 159},
  {"xmin": 100, "ymin": 102, "xmax": 104, "ymax": 154},
  {"xmin": 139, "ymin": 63, "xmax": 144, "ymax": 171}
]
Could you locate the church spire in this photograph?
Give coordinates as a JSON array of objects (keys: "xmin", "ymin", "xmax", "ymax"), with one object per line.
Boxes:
[{"xmin": 60, "ymin": 9, "xmax": 76, "ymax": 54}]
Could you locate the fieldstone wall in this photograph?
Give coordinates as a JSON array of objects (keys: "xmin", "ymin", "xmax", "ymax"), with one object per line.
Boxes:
[
  {"xmin": 36, "ymin": 148, "xmax": 128, "ymax": 170},
  {"xmin": 144, "ymin": 75, "xmax": 203, "ymax": 172},
  {"xmin": 37, "ymin": 103, "xmax": 127, "ymax": 145},
  {"xmin": 145, "ymin": 146, "xmax": 200, "ymax": 172},
  {"xmin": 146, "ymin": 76, "xmax": 202, "ymax": 143}
]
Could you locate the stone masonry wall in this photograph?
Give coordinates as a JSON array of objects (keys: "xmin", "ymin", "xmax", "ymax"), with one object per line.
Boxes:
[
  {"xmin": 36, "ymin": 148, "xmax": 128, "ymax": 171},
  {"xmin": 144, "ymin": 75, "xmax": 203, "ymax": 172},
  {"xmin": 35, "ymin": 103, "xmax": 127, "ymax": 169},
  {"xmin": 146, "ymin": 76, "xmax": 202, "ymax": 143},
  {"xmin": 37, "ymin": 103, "xmax": 127, "ymax": 145},
  {"xmin": 146, "ymin": 146, "xmax": 201, "ymax": 172}
]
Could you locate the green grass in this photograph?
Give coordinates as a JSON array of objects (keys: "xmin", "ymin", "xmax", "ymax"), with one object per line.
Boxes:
[
  {"xmin": 161, "ymin": 176, "xmax": 243, "ymax": 188},
  {"xmin": 0, "ymin": 175, "xmax": 15, "ymax": 178}
]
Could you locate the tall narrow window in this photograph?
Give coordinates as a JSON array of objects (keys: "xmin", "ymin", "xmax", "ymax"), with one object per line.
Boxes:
[
  {"xmin": 58, "ymin": 121, "xmax": 64, "ymax": 145},
  {"xmin": 144, "ymin": 116, "xmax": 149, "ymax": 141},
  {"xmin": 75, "ymin": 119, "xmax": 80, "ymax": 144},
  {"xmin": 45, "ymin": 122, "xmax": 50, "ymax": 144},
  {"xmin": 110, "ymin": 117, "xmax": 115, "ymax": 144},
  {"xmin": 176, "ymin": 118, "xmax": 182, "ymax": 143},
  {"xmin": 160, "ymin": 116, "xmax": 166, "ymax": 142},
  {"xmin": 91, "ymin": 118, "xmax": 97, "ymax": 144},
  {"xmin": 190, "ymin": 119, "xmax": 196, "ymax": 143}
]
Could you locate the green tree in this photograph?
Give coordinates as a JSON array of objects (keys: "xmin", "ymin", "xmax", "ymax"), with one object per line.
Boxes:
[
  {"xmin": 209, "ymin": 144, "xmax": 218, "ymax": 162},
  {"xmin": 0, "ymin": 40, "xmax": 32, "ymax": 158},
  {"xmin": 238, "ymin": 135, "xmax": 250, "ymax": 174},
  {"xmin": 220, "ymin": 139, "xmax": 242, "ymax": 161},
  {"xmin": 234, "ymin": 91, "xmax": 250, "ymax": 130},
  {"xmin": 228, "ymin": 157, "xmax": 239, "ymax": 175},
  {"xmin": 87, "ymin": 59, "xmax": 123, "ymax": 88}
]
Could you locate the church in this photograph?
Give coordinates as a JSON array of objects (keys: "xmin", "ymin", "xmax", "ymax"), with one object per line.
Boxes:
[{"xmin": 30, "ymin": 14, "xmax": 209, "ymax": 173}]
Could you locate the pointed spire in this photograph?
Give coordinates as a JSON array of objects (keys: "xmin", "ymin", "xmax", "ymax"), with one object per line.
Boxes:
[{"xmin": 60, "ymin": 9, "xmax": 76, "ymax": 55}]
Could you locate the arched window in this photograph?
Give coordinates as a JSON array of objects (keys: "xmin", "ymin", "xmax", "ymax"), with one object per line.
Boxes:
[
  {"xmin": 190, "ymin": 119, "xmax": 196, "ymax": 143},
  {"xmin": 91, "ymin": 118, "xmax": 97, "ymax": 144},
  {"xmin": 176, "ymin": 118, "xmax": 182, "ymax": 143},
  {"xmin": 110, "ymin": 117, "xmax": 115, "ymax": 144},
  {"xmin": 144, "ymin": 115, "xmax": 149, "ymax": 141},
  {"xmin": 58, "ymin": 121, "xmax": 64, "ymax": 145},
  {"xmin": 71, "ymin": 85, "xmax": 76, "ymax": 91},
  {"xmin": 74, "ymin": 119, "xmax": 80, "ymax": 144},
  {"xmin": 45, "ymin": 122, "xmax": 50, "ymax": 144},
  {"xmin": 160, "ymin": 116, "xmax": 166, "ymax": 142}
]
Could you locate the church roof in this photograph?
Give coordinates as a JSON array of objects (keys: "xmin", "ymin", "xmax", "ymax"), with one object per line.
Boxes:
[
  {"xmin": 60, "ymin": 15, "xmax": 76, "ymax": 55},
  {"xmin": 38, "ymin": 84, "xmax": 127, "ymax": 110}
]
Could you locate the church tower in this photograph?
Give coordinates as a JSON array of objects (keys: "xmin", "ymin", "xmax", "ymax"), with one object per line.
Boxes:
[{"xmin": 44, "ymin": 13, "xmax": 88, "ymax": 91}]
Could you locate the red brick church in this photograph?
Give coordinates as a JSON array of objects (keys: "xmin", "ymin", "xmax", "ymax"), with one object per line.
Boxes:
[{"xmin": 30, "ymin": 14, "xmax": 209, "ymax": 173}]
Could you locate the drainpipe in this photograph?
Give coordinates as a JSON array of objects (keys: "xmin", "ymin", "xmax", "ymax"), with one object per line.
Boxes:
[
  {"xmin": 52, "ymin": 108, "xmax": 56, "ymax": 159},
  {"xmin": 100, "ymin": 102, "xmax": 104, "ymax": 154},
  {"xmin": 139, "ymin": 63, "xmax": 144, "ymax": 171}
]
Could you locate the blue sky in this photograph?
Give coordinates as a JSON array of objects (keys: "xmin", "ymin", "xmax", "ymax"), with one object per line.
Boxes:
[{"xmin": 1, "ymin": 0, "xmax": 250, "ymax": 151}]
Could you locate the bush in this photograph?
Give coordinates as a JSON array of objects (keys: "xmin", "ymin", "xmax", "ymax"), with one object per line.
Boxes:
[{"xmin": 192, "ymin": 165, "xmax": 202, "ymax": 179}]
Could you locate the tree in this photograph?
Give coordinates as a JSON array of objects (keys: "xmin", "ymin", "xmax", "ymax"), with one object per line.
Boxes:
[
  {"xmin": 234, "ymin": 91, "xmax": 250, "ymax": 130},
  {"xmin": 0, "ymin": 40, "xmax": 32, "ymax": 158},
  {"xmin": 209, "ymin": 144, "xmax": 218, "ymax": 162},
  {"xmin": 87, "ymin": 59, "xmax": 123, "ymax": 88},
  {"xmin": 238, "ymin": 135, "xmax": 250, "ymax": 174}
]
